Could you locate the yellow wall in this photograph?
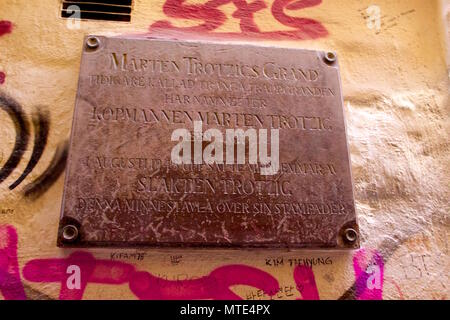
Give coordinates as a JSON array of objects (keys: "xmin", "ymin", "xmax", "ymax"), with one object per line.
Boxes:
[{"xmin": 0, "ymin": 0, "xmax": 448, "ymax": 300}]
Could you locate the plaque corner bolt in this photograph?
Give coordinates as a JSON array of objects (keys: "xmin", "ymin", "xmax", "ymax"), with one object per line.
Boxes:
[
  {"xmin": 61, "ymin": 224, "xmax": 79, "ymax": 243},
  {"xmin": 343, "ymin": 227, "xmax": 358, "ymax": 244},
  {"xmin": 324, "ymin": 51, "xmax": 337, "ymax": 64},
  {"xmin": 86, "ymin": 36, "xmax": 100, "ymax": 51}
]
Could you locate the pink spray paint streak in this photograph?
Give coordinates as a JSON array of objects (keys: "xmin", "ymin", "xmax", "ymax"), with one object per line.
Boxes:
[
  {"xmin": 0, "ymin": 225, "xmax": 26, "ymax": 300},
  {"xmin": 23, "ymin": 252, "xmax": 280, "ymax": 300},
  {"xmin": 23, "ymin": 251, "xmax": 136, "ymax": 300},
  {"xmin": 293, "ymin": 265, "xmax": 320, "ymax": 300},
  {"xmin": 353, "ymin": 249, "xmax": 384, "ymax": 300},
  {"xmin": 130, "ymin": 265, "xmax": 279, "ymax": 300},
  {"xmin": 0, "ymin": 20, "xmax": 13, "ymax": 85}
]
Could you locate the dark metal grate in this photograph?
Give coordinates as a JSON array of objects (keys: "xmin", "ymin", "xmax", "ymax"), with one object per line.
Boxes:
[{"xmin": 61, "ymin": 0, "xmax": 132, "ymax": 22}]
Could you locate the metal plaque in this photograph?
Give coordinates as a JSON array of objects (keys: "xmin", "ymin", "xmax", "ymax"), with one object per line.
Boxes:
[{"xmin": 58, "ymin": 35, "xmax": 359, "ymax": 248}]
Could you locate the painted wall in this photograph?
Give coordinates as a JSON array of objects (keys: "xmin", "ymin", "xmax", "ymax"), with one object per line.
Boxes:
[{"xmin": 0, "ymin": 0, "xmax": 448, "ymax": 300}]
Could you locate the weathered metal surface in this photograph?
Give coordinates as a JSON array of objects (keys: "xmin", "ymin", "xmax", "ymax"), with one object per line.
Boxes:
[{"xmin": 58, "ymin": 36, "xmax": 359, "ymax": 248}]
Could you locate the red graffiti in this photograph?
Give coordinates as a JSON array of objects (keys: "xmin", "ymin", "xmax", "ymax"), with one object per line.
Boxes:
[
  {"xmin": 0, "ymin": 225, "xmax": 26, "ymax": 300},
  {"xmin": 0, "ymin": 225, "xmax": 388, "ymax": 300},
  {"xmin": 0, "ymin": 72, "xmax": 5, "ymax": 85},
  {"xmin": 149, "ymin": 0, "xmax": 328, "ymax": 40},
  {"xmin": 385, "ymin": 276, "xmax": 404, "ymax": 300},
  {"xmin": 0, "ymin": 20, "xmax": 13, "ymax": 37}
]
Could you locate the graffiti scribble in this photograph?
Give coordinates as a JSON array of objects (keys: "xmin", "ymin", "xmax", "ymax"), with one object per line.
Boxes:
[
  {"xmin": 0, "ymin": 225, "xmax": 26, "ymax": 300},
  {"xmin": 10, "ymin": 107, "xmax": 50, "ymax": 190},
  {"xmin": 23, "ymin": 140, "xmax": 68, "ymax": 199},
  {"xmin": 0, "ymin": 92, "xmax": 30, "ymax": 184},
  {"xmin": 0, "ymin": 93, "xmax": 64, "ymax": 196},
  {"xmin": 23, "ymin": 251, "xmax": 135, "ymax": 300},
  {"xmin": 149, "ymin": 0, "xmax": 328, "ymax": 40},
  {"xmin": 353, "ymin": 249, "xmax": 384, "ymax": 300},
  {"xmin": 23, "ymin": 251, "xmax": 279, "ymax": 300},
  {"xmin": 293, "ymin": 265, "xmax": 320, "ymax": 300},
  {"xmin": 339, "ymin": 249, "xmax": 384, "ymax": 300},
  {"xmin": 130, "ymin": 265, "xmax": 279, "ymax": 300}
]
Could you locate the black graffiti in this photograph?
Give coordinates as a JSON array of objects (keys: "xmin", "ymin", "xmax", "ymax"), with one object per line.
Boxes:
[
  {"xmin": 10, "ymin": 108, "xmax": 50, "ymax": 190},
  {"xmin": 23, "ymin": 141, "xmax": 68, "ymax": 199},
  {"xmin": 0, "ymin": 92, "xmax": 30, "ymax": 183},
  {"xmin": 0, "ymin": 91, "xmax": 67, "ymax": 198}
]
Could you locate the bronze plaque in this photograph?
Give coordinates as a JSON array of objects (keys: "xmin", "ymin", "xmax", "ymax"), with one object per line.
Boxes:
[{"xmin": 58, "ymin": 35, "xmax": 359, "ymax": 248}]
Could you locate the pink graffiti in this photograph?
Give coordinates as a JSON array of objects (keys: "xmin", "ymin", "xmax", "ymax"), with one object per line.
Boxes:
[
  {"xmin": 293, "ymin": 265, "xmax": 320, "ymax": 300},
  {"xmin": 23, "ymin": 251, "xmax": 135, "ymax": 300},
  {"xmin": 0, "ymin": 71, "xmax": 5, "ymax": 85},
  {"xmin": 130, "ymin": 265, "xmax": 279, "ymax": 300},
  {"xmin": 149, "ymin": 0, "xmax": 328, "ymax": 40},
  {"xmin": 23, "ymin": 251, "xmax": 279, "ymax": 300},
  {"xmin": 0, "ymin": 225, "xmax": 26, "ymax": 300},
  {"xmin": 353, "ymin": 249, "xmax": 384, "ymax": 300}
]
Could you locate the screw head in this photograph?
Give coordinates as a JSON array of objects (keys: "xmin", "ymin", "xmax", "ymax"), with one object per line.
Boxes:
[
  {"xmin": 344, "ymin": 228, "xmax": 358, "ymax": 243},
  {"xmin": 62, "ymin": 225, "xmax": 79, "ymax": 242},
  {"xmin": 86, "ymin": 37, "xmax": 100, "ymax": 50},
  {"xmin": 324, "ymin": 51, "xmax": 337, "ymax": 64}
]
